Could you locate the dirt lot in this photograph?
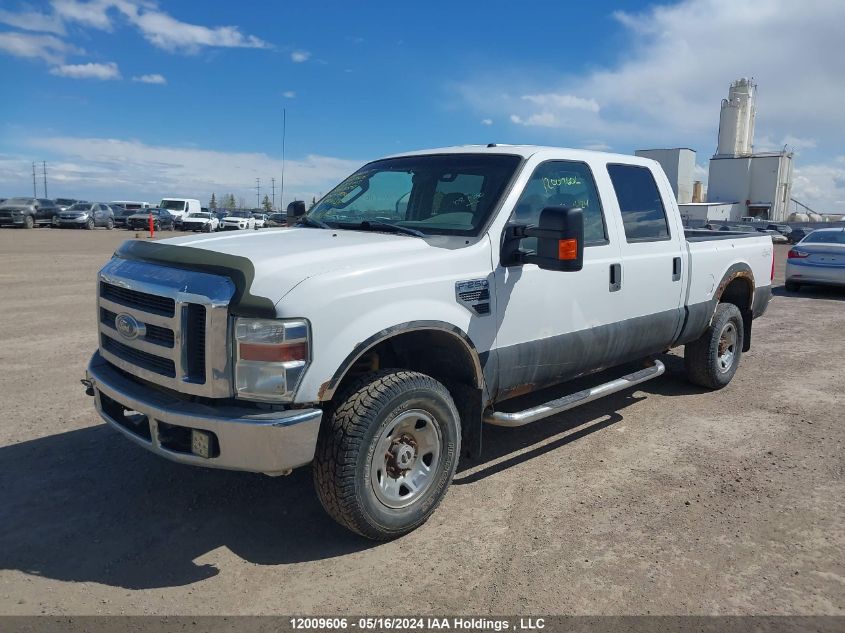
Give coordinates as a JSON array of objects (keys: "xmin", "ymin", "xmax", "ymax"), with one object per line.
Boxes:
[{"xmin": 0, "ymin": 228, "xmax": 843, "ymax": 616}]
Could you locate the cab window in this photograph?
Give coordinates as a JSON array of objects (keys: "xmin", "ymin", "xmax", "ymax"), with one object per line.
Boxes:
[
  {"xmin": 607, "ymin": 164, "xmax": 670, "ymax": 242},
  {"xmin": 511, "ymin": 160, "xmax": 607, "ymax": 246}
]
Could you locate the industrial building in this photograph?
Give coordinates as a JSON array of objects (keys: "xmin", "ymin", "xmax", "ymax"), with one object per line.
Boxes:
[{"xmin": 639, "ymin": 78, "xmax": 795, "ymax": 224}]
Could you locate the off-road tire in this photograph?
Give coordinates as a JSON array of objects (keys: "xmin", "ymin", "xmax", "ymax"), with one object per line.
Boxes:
[
  {"xmin": 313, "ymin": 370, "xmax": 461, "ymax": 540},
  {"xmin": 23, "ymin": 215, "xmax": 34, "ymax": 229},
  {"xmin": 684, "ymin": 302, "xmax": 744, "ymax": 389},
  {"xmin": 785, "ymin": 281, "xmax": 800, "ymax": 292}
]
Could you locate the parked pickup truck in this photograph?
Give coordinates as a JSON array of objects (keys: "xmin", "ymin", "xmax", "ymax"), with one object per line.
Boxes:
[{"xmin": 83, "ymin": 145, "xmax": 773, "ymax": 539}]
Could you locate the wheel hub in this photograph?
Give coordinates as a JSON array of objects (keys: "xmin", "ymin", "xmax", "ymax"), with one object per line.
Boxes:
[{"xmin": 385, "ymin": 435, "xmax": 417, "ymax": 478}]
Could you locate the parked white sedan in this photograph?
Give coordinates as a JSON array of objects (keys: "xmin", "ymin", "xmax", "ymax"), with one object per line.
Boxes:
[
  {"xmin": 180, "ymin": 211, "xmax": 219, "ymax": 232},
  {"xmin": 220, "ymin": 210, "xmax": 257, "ymax": 230},
  {"xmin": 785, "ymin": 227, "xmax": 845, "ymax": 291}
]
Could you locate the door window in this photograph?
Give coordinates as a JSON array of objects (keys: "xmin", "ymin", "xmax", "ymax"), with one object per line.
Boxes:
[
  {"xmin": 606, "ymin": 164, "xmax": 670, "ymax": 242},
  {"xmin": 511, "ymin": 160, "xmax": 607, "ymax": 250}
]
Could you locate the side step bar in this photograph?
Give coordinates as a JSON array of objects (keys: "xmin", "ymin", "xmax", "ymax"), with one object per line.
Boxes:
[{"xmin": 484, "ymin": 360, "xmax": 665, "ymax": 427}]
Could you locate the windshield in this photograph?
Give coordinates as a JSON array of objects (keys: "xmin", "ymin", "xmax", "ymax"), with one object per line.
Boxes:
[
  {"xmin": 160, "ymin": 200, "xmax": 186, "ymax": 210},
  {"xmin": 189, "ymin": 212, "xmax": 210, "ymax": 219},
  {"xmin": 56, "ymin": 198, "xmax": 75, "ymax": 205},
  {"xmin": 68, "ymin": 203, "xmax": 94, "ymax": 211},
  {"xmin": 228, "ymin": 210, "xmax": 251, "ymax": 218},
  {"xmin": 802, "ymin": 230, "xmax": 845, "ymax": 245},
  {"xmin": 3, "ymin": 197, "xmax": 34, "ymax": 206},
  {"xmin": 307, "ymin": 154, "xmax": 521, "ymax": 236}
]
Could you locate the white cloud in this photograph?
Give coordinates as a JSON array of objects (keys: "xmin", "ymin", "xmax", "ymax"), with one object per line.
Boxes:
[
  {"xmin": 521, "ymin": 93, "xmax": 600, "ymax": 113},
  {"xmin": 282, "ymin": 90, "xmax": 295, "ymax": 98},
  {"xmin": 132, "ymin": 73, "xmax": 165, "ymax": 84},
  {"xmin": 51, "ymin": 0, "xmax": 271, "ymax": 52},
  {"xmin": 7, "ymin": 135, "xmax": 361, "ymax": 205},
  {"xmin": 0, "ymin": 31, "xmax": 80, "ymax": 64},
  {"xmin": 0, "ymin": 7, "xmax": 65, "ymax": 34},
  {"xmin": 582, "ymin": 141, "xmax": 612, "ymax": 152},
  {"xmin": 792, "ymin": 159, "xmax": 845, "ymax": 213},
  {"xmin": 290, "ymin": 50, "xmax": 310, "ymax": 62},
  {"xmin": 50, "ymin": 61, "xmax": 120, "ymax": 79},
  {"xmin": 480, "ymin": 118, "xmax": 493, "ymax": 126}
]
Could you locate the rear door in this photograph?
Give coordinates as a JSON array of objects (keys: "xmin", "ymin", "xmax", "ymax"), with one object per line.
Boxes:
[{"xmin": 603, "ymin": 163, "xmax": 685, "ymax": 354}]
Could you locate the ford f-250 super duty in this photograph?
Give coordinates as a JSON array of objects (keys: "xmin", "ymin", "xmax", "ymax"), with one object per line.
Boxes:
[{"xmin": 83, "ymin": 145, "xmax": 773, "ymax": 539}]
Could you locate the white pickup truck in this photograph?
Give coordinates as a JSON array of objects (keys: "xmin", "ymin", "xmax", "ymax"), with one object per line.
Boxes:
[{"xmin": 84, "ymin": 145, "xmax": 773, "ymax": 539}]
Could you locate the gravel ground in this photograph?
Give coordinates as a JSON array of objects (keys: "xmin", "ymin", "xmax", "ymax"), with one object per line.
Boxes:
[{"xmin": 0, "ymin": 228, "xmax": 843, "ymax": 616}]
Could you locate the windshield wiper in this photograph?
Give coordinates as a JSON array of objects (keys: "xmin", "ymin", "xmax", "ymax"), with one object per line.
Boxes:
[
  {"xmin": 357, "ymin": 220, "xmax": 425, "ymax": 238},
  {"xmin": 296, "ymin": 216, "xmax": 332, "ymax": 229}
]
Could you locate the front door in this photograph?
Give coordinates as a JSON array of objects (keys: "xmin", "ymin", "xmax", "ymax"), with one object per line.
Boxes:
[{"xmin": 491, "ymin": 158, "xmax": 624, "ymax": 400}]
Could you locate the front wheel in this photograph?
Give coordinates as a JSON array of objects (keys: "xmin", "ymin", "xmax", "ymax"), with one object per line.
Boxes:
[
  {"xmin": 85, "ymin": 218, "xmax": 95, "ymax": 230},
  {"xmin": 23, "ymin": 215, "xmax": 34, "ymax": 229},
  {"xmin": 106, "ymin": 218, "xmax": 114, "ymax": 230},
  {"xmin": 684, "ymin": 302, "xmax": 744, "ymax": 389},
  {"xmin": 313, "ymin": 370, "xmax": 461, "ymax": 540}
]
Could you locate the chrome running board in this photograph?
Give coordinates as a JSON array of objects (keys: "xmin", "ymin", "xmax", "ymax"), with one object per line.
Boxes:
[{"xmin": 484, "ymin": 360, "xmax": 665, "ymax": 427}]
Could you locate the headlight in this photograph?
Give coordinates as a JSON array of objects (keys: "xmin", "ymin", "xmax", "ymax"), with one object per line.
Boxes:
[{"xmin": 234, "ymin": 318, "xmax": 309, "ymax": 402}]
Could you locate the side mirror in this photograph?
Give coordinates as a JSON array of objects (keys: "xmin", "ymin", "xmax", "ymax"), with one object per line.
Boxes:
[
  {"xmin": 287, "ymin": 200, "xmax": 306, "ymax": 223},
  {"xmin": 503, "ymin": 206, "xmax": 584, "ymax": 272}
]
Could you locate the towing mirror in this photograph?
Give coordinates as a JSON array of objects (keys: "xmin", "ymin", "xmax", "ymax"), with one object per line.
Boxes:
[
  {"xmin": 287, "ymin": 200, "xmax": 306, "ymax": 223},
  {"xmin": 504, "ymin": 206, "xmax": 584, "ymax": 272}
]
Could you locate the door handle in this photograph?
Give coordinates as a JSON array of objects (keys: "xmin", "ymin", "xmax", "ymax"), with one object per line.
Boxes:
[
  {"xmin": 672, "ymin": 257, "xmax": 682, "ymax": 281},
  {"xmin": 609, "ymin": 263, "xmax": 622, "ymax": 292}
]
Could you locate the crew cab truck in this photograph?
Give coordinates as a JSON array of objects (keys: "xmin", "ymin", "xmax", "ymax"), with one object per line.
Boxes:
[{"xmin": 83, "ymin": 146, "xmax": 773, "ymax": 539}]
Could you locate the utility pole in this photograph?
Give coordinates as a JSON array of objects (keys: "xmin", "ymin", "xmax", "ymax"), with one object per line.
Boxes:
[
  {"xmin": 281, "ymin": 108, "xmax": 286, "ymax": 211},
  {"xmin": 271, "ymin": 177, "xmax": 276, "ymax": 211},
  {"xmin": 255, "ymin": 178, "xmax": 260, "ymax": 209},
  {"xmin": 32, "ymin": 162, "xmax": 37, "ymax": 197},
  {"xmin": 42, "ymin": 161, "xmax": 48, "ymax": 198}
]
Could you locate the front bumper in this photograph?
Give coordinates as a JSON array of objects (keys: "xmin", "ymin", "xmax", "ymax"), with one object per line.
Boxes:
[
  {"xmin": 58, "ymin": 217, "xmax": 88, "ymax": 227},
  {"xmin": 0, "ymin": 215, "xmax": 24, "ymax": 225},
  {"xmin": 86, "ymin": 352, "xmax": 322, "ymax": 475}
]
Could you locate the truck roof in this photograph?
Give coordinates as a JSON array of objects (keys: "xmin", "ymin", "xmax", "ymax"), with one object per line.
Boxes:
[{"xmin": 385, "ymin": 144, "xmax": 657, "ymax": 167}]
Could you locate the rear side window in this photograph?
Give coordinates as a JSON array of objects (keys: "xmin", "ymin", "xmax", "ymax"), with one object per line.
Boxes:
[
  {"xmin": 512, "ymin": 160, "xmax": 607, "ymax": 245},
  {"xmin": 607, "ymin": 164, "xmax": 670, "ymax": 242}
]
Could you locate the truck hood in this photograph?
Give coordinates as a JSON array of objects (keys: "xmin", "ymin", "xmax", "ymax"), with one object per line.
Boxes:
[{"xmin": 113, "ymin": 227, "xmax": 441, "ymax": 314}]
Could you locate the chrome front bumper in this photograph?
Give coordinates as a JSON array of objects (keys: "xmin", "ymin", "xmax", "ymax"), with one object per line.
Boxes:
[{"xmin": 86, "ymin": 352, "xmax": 322, "ymax": 475}]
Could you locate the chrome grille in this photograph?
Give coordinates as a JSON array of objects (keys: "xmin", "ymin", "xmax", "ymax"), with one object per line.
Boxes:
[{"xmin": 97, "ymin": 258, "xmax": 236, "ymax": 397}]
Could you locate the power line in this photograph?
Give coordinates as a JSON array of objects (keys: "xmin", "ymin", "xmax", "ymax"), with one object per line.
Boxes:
[
  {"xmin": 271, "ymin": 177, "xmax": 276, "ymax": 211},
  {"xmin": 281, "ymin": 107, "xmax": 286, "ymax": 210},
  {"xmin": 32, "ymin": 162, "xmax": 37, "ymax": 197},
  {"xmin": 42, "ymin": 161, "xmax": 48, "ymax": 198},
  {"xmin": 255, "ymin": 178, "xmax": 260, "ymax": 209}
]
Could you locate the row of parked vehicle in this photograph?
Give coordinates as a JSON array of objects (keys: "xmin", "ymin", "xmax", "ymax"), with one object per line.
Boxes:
[
  {"xmin": 698, "ymin": 221, "xmax": 813, "ymax": 244},
  {"xmin": 0, "ymin": 196, "xmax": 288, "ymax": 232}
]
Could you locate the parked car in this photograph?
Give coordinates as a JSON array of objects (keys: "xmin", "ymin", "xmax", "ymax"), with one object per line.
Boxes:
[
  {"xmin": 111, "ymin": 200, "xmax": 151, "ymax": 213},
  {"xmin": 159, "ymin": 198, "xmax": 201, "ymax": 226},
  {"xmin": 252, "ymin": 213, "xmax": 268, "ymax": 228},
  {"xmin": 126, "ymin": 207, "xmax": 175, "ymax": 231},
  {"xmin": 785, "ymin": 227, "xmax": 845, "ymax": 292},
  {"xmin": 787, "ymin": 227, "xmax": 814, "ymax": 244},
  {"xmin": 55, "ymin": 198, "xmax": 80, "ymax": 212},
  {"xmin": 181, "ymin": 211, "xmax": 219, "ymax": 232},
  {"xmin": 111, "ymin": 204, "xmax": 134, "ymax": 228},
  {"xmin": 267, "ymin": 212, "xmax": 287, "ymax": 227},
  {"xmin": 83, "ymin": 145, "xmax": 775, "ymax": 540},
  {"xmin": 0, "ymin": 197, "xmax": 58, "ymax": 228},
  {"xmin": 57, "ymin": 202, "xmax": 115, "ymax": 229},
  {"xmin": 766, "ymin": 223, "xmax": 792, "ymax": 237},
  {"xmin": 755, "ymin": 227, "xmax": 788, "ymax": 243},
  {"xmin": 220, "ymin": 209, "xmax": 257, "ymax": 230}
]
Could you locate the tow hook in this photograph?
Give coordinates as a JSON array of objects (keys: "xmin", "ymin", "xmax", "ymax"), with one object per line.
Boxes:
[{"xmin": 80, "ymin": 378, "xmax": 95, "ymax": 397}]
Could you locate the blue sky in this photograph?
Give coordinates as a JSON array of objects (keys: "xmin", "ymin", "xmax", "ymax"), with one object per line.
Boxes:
[{"xmin": 1, "ymin": 0, "xmax": 844, "ymax": 212}]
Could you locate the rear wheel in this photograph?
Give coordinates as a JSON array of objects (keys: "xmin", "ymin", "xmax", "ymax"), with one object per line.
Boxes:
[
  {"xmin": 106, "ymin": 218, "xmax": 114, "ymax": 230},
  {"xmin": 684, "ymin": 302, "xmax": 744, "ymax": 389},
  {"xmin": 785, "ymin": 281, "xmax": 800, "ymax": 292},
  {"xmin": 313, "ymin": 370, "xmax": 461, "ymax": 540}
]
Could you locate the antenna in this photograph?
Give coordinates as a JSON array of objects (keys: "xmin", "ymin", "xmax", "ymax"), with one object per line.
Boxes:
[
  {"xmin": 32, "ymin": 162, "xmax": 37, "ymax": 197},
  {"xmin": 281, "ymin": 107, "xmax": 286, "ymax": 211},
  {"xmin": 42, "ymin": 161, "xmax": 48, "ymax": 198}
]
